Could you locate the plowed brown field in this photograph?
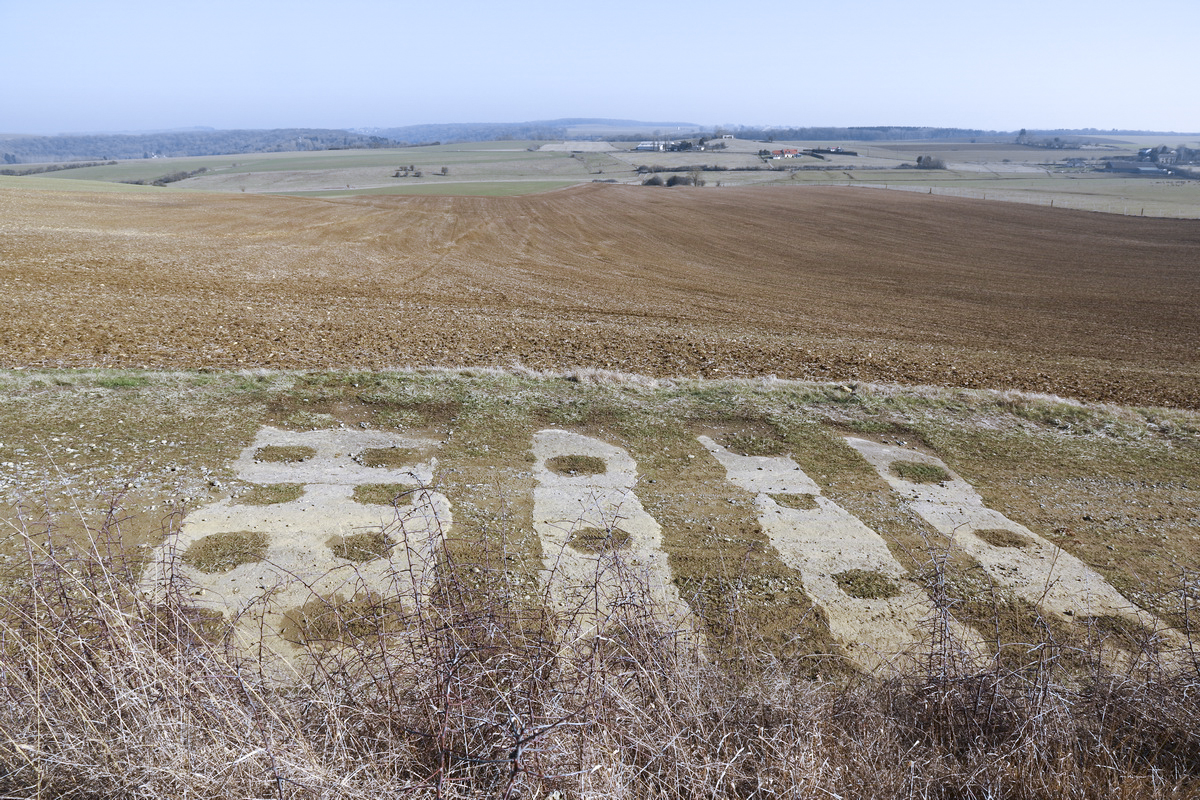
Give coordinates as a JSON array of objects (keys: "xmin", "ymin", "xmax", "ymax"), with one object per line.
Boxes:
[{"xmin": 2, "ymin": 184, "xmax": 1198, "ymax": 407}]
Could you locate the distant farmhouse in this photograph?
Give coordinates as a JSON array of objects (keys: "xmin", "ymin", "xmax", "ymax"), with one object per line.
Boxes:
[
  {"xmin": 1106, "ymin": 161, "xmax": 1169, "ymax": 175},
  {"xmin": 1106, "ymin": 145, "xmax": 1199, "ymax": 175},
  {"xmin": 635, "ymin": 139, "xmax": 707, "ymax": 152}
]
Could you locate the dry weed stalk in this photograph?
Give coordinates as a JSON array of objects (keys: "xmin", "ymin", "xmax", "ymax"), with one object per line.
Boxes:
[{"xmin": 0, "ymin": 497, "xmax": 1198, "ymax": 798}]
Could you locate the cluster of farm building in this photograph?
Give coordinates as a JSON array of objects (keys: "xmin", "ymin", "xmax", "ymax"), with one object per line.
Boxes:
[{"xmin": 1105, "ymin": 145, "xmax": 1200, "ymax": 175}]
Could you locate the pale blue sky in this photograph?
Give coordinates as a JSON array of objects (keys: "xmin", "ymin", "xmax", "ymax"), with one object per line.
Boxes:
[{"xmin": 3, "ymin": 0, "xmax": 1196, "ymax": 134}]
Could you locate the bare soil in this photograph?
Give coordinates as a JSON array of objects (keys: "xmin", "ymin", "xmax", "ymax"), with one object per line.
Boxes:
[{"xmin": 2, "ymin": 184, "xmax": 1197, "ymax": 407}]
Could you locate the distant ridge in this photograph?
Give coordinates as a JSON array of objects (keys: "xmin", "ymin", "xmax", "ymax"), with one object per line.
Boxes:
[
  {"xmin": 3, "ymin": 121, "xmax": 1195, "ymax": 165},
  {"xmin": 355, "ymin": 118, "xmax": 704, "ymax": 145},
  {"xmin": 0, "ymin": 128, "xmax": 398, "ymax": 165}
]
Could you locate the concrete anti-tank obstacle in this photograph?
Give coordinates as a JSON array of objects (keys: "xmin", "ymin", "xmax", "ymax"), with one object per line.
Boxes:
[
  {"xmin": 143, "ymin": 426, "xmax": 451, "ymax": 660},
  {"xmin": 698, "ymin": 435, "xmax": 983, "ymax": 673},
  {"xmin": 532, "ymin": 429, "xmax": 693, "ymax": 639},
  {"xmin": 842, "ymin": 436, "xmax": 1182, "ymax": 650}
]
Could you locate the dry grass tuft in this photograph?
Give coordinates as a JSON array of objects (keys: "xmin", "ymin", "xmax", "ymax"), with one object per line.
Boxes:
[
  {"xmin": 973, "ymin": 528, "xmax": 1033, "ymax": 548},
  {"xmin": 834, "ymin": 568, "xmax": 902, "ymax": 599},
  {"xmin": 351, "ymin": 483, "xmax": 414, "ymax": 506},
  {"xmin": 567, "ymin": 526, "xmax": 631, "ymax": 553},
  {"xmin": 253, "ymin": 444, "xmax": 316, "ymax": 463},
  {"xmin": 235, "ymin": 482, "xmax": 304, "ymax": 505},
  {"xmin": 545, "ymin": 454, "xmax": 607, "ymax": 475},
  {"xmin": 892, "ymin": 460, "xmax": 952, "ymax": 484},
  {"xmin": 770, "ymin": 492, "xmax": 820, "ymax": 511},
  {"xmin": 327, "ymin": 531, "xmax": 392, "ymax": 562},
  {"xmin": 182, "ymin": 530, "xmax": 269, "ymax": 573},
  {"xmin": 354, "ymin": 446, "xmax": 420, "ymax": 468}
]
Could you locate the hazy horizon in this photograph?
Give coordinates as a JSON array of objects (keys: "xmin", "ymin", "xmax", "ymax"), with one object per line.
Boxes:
[
  {"xmin": 4, "ymin": 0, "xmax": 1198, "ymax": 136},
  {"xmin": 8, "ymin": 120, "xmax": 1200, "ymax": 139}
]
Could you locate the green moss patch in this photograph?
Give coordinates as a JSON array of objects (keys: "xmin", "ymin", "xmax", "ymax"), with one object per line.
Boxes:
[
  {"xmin": 567, "ymin": 527, "xmax": 631, "ymax": 553},
  {"xmin": 834, "ymin": 569, "xmax": 901, "ymax": 600},
  {"xmin": 973, "ymin": 528, "xmax": 1033, "ymax": 548},
  {"xmin": 182, "ymin": 531, "xmax": 269, "ymax": 574},
  {"xmin": 328, "ymin": 531, "xmax": 392, "ymax": 562},
  {"xmin": 254, "ymin": 444, "xmax": 316, "ymax": 463},
  {"xmin": 891, "ymin": 460, "xmax": 951, "ymax": 484},
  {"xmin": 546, "ymin": 454, "xmax": 607, "ymax": 475},
  {"xmin": 352, "ymin": 483, "xmax": 413, "ymax": 506},
  {"xmin": 236, "ymin": 483, "xmax": 304, "ymax": 505}
]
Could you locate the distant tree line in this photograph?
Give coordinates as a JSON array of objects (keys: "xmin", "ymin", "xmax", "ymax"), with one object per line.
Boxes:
[
  {"xmin": 118, "ymin": 167, "xmax": 210, "ymax": 186},
  {"xmin": 8, "ymin": 122, "xmax": 1193, "ymax": 166},
  {"xmin": 0, "ymin": 160, "xmax": 117, "ymax": 175},
  {"xmin": 607, "ymin": 126, "xmax": 1007, "ymax": 143},
  {"xmin": 366, "ymin": 122, "xmax": 571, "ymax": 145},
  {"xmin": 617, "ymin": 125, "xmax": 1198, "ymax": 144},
  {"xmin": 1021, "ymin": 127, "xmax": 1199, "ymax": 136},
  {"xmin": 0, "ymin": 129, "xmax": 400, "ymax": 165},
  {"xmin": 712, "ymin": 126, "xmax": 1000, "ymax": 142},
  {"xmin": 359, "ymin": 118, "xmax": 704, "ymax": 145},
  {"xmin": 642, "ymin": 174, "xmax": 704, "ymax": 187}
]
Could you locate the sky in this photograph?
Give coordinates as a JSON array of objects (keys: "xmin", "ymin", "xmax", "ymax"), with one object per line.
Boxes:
[{"xmin": 3, "ymin": 0, "xmax": 1197, "ymax": 135}]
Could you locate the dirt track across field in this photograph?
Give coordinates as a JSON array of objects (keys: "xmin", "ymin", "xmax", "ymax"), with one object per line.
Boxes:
[{"xmin": 2, "ymin": 184, "xmax": 1197, "ymax": 407}]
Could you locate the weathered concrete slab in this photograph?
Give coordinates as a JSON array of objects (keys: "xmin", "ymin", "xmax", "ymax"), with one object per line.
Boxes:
[
  {"xmin": 143, "ymin": 426, "xmax": 449, "ymax": 659},
  {"xmin": 532, "ymin": 429, "xmax": 692, "ymax": 639},
  {"xmin": 699, "ymin": 436, "xmax": 981, "ymax": 672},
  {"xmin": 843, "ymin": 436, "xmax": 1179, "ymax": 646}
]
